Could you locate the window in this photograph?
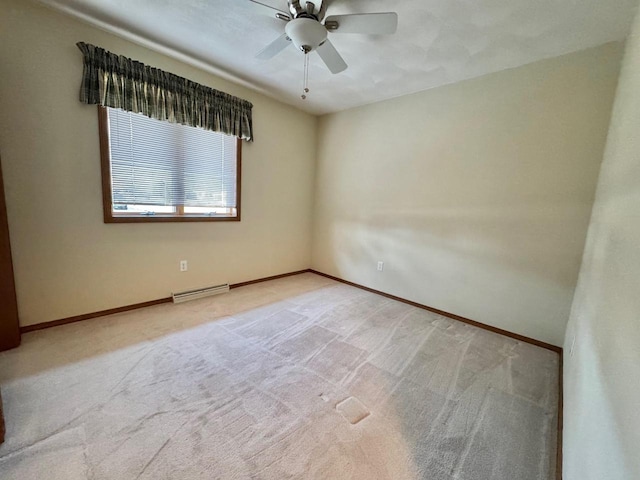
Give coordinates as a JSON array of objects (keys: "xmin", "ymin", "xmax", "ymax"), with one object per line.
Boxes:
[{"xmin": 98, "ymin": 106, "xmax": 241, "ymax": 223}]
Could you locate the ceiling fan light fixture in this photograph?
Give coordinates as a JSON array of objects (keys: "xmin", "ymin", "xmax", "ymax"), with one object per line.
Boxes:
[{"xmin": 285, "ymin": 18, "xmax": 327, "ymax": 53}]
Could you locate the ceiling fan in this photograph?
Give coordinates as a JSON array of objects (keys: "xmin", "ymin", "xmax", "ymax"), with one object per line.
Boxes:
[{"xmin": 250, "ymin": 0, "xmax": 398, "ymax": 75}]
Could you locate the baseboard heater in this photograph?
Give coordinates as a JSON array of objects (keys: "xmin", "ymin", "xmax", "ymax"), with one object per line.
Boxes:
[{"xmin": 172, "ymin": 283, "xmax": 229, "ymax": 304}]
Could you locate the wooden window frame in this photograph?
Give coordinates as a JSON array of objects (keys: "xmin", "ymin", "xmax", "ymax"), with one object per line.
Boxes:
[{"xmin": 98, "ymin": 106, "xmax": 242, "ymax": 223}]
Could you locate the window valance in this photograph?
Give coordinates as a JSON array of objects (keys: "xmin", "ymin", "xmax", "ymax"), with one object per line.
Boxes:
[{"xmin": 76, "ymin": 42, "xmax": 253, "ymax": 141}]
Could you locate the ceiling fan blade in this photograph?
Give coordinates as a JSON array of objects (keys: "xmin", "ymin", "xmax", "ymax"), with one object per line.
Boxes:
[
  {"xmin": 316, "ymin": 40, "xmax": 347, "ymax": 74},
  {"xmin": 325, "ymin": 12, "xmax": 398, "ymax": 35},
  {"xmin": 248, "ymin": 0, "xmax": 290, "ymax": 17},
  {"xmin": 256, "ymin": 33, "xmax": 292, "ymax": 59}
]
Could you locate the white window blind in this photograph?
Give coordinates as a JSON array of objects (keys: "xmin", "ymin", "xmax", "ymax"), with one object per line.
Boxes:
[{"xmin": 107, "ymin": 107, "xmax": 238, "ymax": 209}]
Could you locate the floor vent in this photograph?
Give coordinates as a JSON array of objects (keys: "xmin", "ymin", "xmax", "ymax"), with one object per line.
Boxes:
[{"xmin": 172, "ymin": 284, "xmax": 229, "ymax": 304}]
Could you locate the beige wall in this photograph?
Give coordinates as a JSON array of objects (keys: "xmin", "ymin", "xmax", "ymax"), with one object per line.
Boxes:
[
  {"xmin": 312, "ymin": 44, "xmax": 622, "ymax": 346},
  {"xmin": 0, "ymin": 0, "xmax": 317, "ymax": 326},
  {"xmin": 563, "ymin": 6, "xmax": 640, "ymax": 479}
]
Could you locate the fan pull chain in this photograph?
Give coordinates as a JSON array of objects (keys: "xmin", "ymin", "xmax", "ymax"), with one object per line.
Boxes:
[{"xmin": 301, "ymin": 52, "xmax": 310, "ymax": 100}]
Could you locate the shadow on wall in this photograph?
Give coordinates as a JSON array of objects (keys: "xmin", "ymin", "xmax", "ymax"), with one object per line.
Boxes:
[
  {"xmin": 328, "ymin": 196, "xmax": 587, "ymax": 286},
  {"xmin": 316, "ymin": 197, "xmax": 600, "ymax": 322}
]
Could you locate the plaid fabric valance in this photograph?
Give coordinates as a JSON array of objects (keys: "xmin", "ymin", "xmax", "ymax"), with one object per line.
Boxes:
[{"xmin": 76, "ymin": 42, "xmax": 253, "ymax": 141}]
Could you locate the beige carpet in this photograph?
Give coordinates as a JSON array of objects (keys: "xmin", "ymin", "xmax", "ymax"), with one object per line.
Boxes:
[{"xmin": 0, "ymin": 273, "xmax": 559, "ymax": 479}]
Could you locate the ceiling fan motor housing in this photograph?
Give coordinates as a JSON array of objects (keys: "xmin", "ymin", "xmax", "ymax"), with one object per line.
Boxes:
[{"xmin": 285, "ymin": 18, "xmax": 327, "ymax": 53}]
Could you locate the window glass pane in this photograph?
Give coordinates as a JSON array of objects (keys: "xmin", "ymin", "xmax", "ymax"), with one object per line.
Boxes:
[
  {"xmin": 107, "ymin": 108, "xmax": 238, "ymax": 210},
  {"xmin": 183, "ymin": 206, "xmax": 235, "ymax": 216},
  {"xmin": 113, "ymin": 204, "xmax": 176, "ymax": 214}
]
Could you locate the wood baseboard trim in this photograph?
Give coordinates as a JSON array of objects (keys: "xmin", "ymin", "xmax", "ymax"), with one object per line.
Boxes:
[
  {"xmin": 309, "ymin": 269, "xmax": 562, "ymax": 354},
  {"xmin": 557, "ymin": 350, "xmax": 564, "ymax": 480},
  {"xmin": 0, "ymin": 389, "xmax": 5, "ymax": 445},
  {"xmin": 19, "ymin": 269, "xmax": 313, "ymax": 334},
  {"xmin": 19, "ymin": 297, "xmax": 173, "ymax": 333},
  {"xmin": 230, "ymin": 269, "xmax": 312, "ymax": 289}
]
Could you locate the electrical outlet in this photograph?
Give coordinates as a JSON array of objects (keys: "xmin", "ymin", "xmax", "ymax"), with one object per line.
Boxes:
[
  {"xmin": 377, "ymin": 261, "xmax": 384, "ymax": 272},
  {"xmin": 180, "ymin": 260, "xmax": 188, "ymax": 272}
]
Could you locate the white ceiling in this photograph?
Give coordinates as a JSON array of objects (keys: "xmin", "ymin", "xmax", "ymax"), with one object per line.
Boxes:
[{"xmin": 38, "ymin": 0, "xmax": 637, "ymax": 115}]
